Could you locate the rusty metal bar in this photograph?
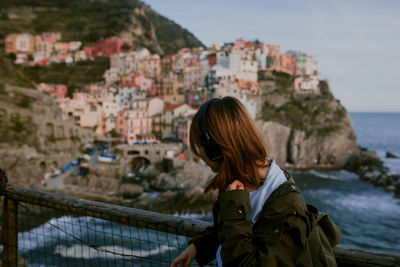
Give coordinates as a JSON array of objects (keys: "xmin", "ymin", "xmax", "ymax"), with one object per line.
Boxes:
[
  {"xmin": 1, "ymin": 185, "xmax": 209, "ymax": 237},
  {"xmin": 1, "ymin": 185, "xmax": 399, "ymax": 267},
  {"xmin": 2, "ymin": 197, "xmax": 18, "ymax": 267}
]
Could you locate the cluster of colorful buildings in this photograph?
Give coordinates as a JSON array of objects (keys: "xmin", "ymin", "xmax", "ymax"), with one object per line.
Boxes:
[
  {"xmin": 4, "ymin": 32, "xmax": 133, "ymax": 66},
  {"xmin": 5, "ymin": 34, "xmax": 320, "ymax": 145}
]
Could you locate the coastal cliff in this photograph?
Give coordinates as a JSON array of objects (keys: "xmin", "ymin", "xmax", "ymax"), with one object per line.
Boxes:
[{"xmin": 256, "ymin": 72, "xmax": 358, "ymax": 169}]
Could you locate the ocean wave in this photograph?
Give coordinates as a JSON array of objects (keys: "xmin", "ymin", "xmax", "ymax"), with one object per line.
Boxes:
[
  {"xmin": 307, "ymin": 188, "xmax": 400, "ymax": 215},
  {"xmin": 307, "ymin": 170, "xmax": 359, "ymax": 180},
  {"xmin": 54, "ymin": 244, "xmax": 175, "ymax": 259},
  {"xmin": 173, "ymin": 212, "xmax": 212, "ymax": 222}
]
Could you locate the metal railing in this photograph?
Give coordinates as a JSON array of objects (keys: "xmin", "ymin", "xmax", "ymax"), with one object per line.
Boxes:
[{"xmin": 1, "ymin": 185, "xmax": 399, "ymax": 267}]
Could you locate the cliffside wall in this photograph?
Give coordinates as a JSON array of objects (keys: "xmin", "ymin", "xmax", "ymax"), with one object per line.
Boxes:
[
  {"xmin": 0, "ymin": 84, "xmax": 97, "ymax": 187},
  {"xmin": 256, "ymin": 74, "xmax": 358, "ymax": 169}
]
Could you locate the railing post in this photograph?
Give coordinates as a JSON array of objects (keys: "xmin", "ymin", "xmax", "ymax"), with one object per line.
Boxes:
[{"xmin": 2, "ymin": 197, "xmax": 18, "ymax": 267}]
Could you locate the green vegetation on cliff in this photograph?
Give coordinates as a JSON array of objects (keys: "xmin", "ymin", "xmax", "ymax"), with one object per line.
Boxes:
[
  {"xmin": 0, "ymin": 50, "xmax": 109, "ymax": 89},
  {"xmin": 0, "ymin": 0, "xmax": 204, "ymax": 53},
  {"xmin": 1, "ymin": 0, "xmax": 135, "ymax": 44},
  {"xmin": 147, "ymin": 10, "xmax": 205, "ymax": 55},
  {"xmin": 20, "ymin": 57, "xmax": 110, "ymax": 88},
  {"xmin": 0, "ymin": 0, "xmax": 204, "ymax": 88},
  {"xmin": 0, "ymin": 113, "xmax": 39, "ymax": 147},
  {"xmin": 0, "ymin": 51, "xmax": 34, "ymax": 87},
  {"xmin": 262, "ymin": 72, "xmax": 347, "ymax": 138}
]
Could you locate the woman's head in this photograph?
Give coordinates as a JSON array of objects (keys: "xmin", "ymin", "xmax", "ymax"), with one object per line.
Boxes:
[{"xmin": 190, "ymin": 96, "xmax": 268, "ymax": 192}]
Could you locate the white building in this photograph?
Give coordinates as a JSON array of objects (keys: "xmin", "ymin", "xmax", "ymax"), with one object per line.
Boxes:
[
  {"xmin": 199, "ymin": 50, "xmax": 210, "ymax": 66},
  {"xmin": 16, "ymin": 34, "xmax": 33, "ymax": 53},
  {"xmin": 238, "ymin": 92, "xmax": 258, "ymax": 119},
  {"xmin": 237, "ymin": 56, "xmax": 258, "ymax": 82},
  {"xmin": 104, "ymin": 68, "xmax": 120, "ymax": 84},
  {"xmin": 229, "ymin": 53, "xmax": 241, "ymax": 75},
  {"xmin": 255, "ymin": 48, "xmax": 267, "ymax": 69},
  {"xmin": 117, "ymin": 86, "xmax": 146, "ymax": 106},
  {"xmin": 217, "ymin": 51, "xmax": 230, "ymax": 69}
]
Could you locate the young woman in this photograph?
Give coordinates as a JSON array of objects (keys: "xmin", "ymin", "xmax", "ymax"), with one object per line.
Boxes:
[{"xmin": 170, "ymin": 97, "xmax": 340, "ymax": 267}]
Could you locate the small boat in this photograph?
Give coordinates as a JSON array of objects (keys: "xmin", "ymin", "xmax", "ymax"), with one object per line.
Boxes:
[{"xmin": 98, "ymin": 153, "xmax": 117, "ymax": 163}]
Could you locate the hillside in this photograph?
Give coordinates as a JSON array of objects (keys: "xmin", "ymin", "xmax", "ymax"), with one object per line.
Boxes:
[
  {"xmin": 0, "ymin": 0, "xmax": 204, "ymax": 89},
  {"xmin": 0, "ymin": 84, "xmax": 96, "ymax": 189},
  {"xmin": 0, "ymin": 0, "xmax": 204, "ymax": 55}
]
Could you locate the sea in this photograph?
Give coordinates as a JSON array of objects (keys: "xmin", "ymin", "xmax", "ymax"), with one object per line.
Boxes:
[{"xmin": 7, "ymin": 112, "xmax": 400, "ymax": 266}]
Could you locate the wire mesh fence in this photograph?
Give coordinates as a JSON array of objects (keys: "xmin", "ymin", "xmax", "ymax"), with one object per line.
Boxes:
[
  {"xmin": 2, "ymin": 186, "xmax": 399, "ymax": 267},
  {"xmin": 1, "ymin": 185, "xmax": 217, "ymax": 266}
]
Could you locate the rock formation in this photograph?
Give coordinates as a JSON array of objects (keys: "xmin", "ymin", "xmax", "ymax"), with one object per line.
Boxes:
[{"xmin": 257, "ymin": 76, "xmax": 359, "ymax": 169}]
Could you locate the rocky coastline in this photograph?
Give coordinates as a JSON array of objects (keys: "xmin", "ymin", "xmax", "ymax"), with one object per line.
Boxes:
[
  {"xmin": 2, "ymin": 143, "xmax": 400, "ymax": 220},
  {"xmin": 45, "ymin": 147, "xmax": 400, "ymax": 216},
  {"xmin": 343, "ymin": 148, "xmax": 400, "ymax": 199}
]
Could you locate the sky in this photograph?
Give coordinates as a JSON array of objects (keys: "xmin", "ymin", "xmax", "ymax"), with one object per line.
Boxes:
[{"xmin": 142, "ymin": 0, "xmax": 400, "ymax": 112}]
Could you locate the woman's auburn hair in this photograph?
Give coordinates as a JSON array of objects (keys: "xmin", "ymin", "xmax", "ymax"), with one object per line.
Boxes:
[{"xmin": 189, "ymin": 96, "xmax": 269, "ymax": 192}]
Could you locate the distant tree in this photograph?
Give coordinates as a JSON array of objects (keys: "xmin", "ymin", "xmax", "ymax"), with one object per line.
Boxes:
[
  {"xmin": 121, "ymin": 43, "xmax": 132, "ymax": 52},
  {"xmin": 7, "ymin": 53, "xmax": 16, "ymax": 62},
  {"xmin": 107, "ymin": 128, "xmax": 120, "ymax": 138},
  {"xmin": 67, "ymin": 85, "xmax": 75, "ymax": 98},
  {"xmin": 0, "ymin": 10, "xmax": 8, "ymax": 20}
]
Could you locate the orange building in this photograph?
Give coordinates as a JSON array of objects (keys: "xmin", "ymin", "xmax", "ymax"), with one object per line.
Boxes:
[{"xmin": 5, "ymin": 34, "xmax": 18, "ymax": 54}]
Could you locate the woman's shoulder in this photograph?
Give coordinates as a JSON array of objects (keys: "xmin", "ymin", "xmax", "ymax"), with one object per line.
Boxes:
[{"xmin": 262, "ymin": 178, "xmax": 307, "ymax": 215}]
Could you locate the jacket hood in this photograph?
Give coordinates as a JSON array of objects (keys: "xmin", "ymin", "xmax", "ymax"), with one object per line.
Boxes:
[{"xmin": 247, "ymin": 160, "xmax": 287, "ymax": 224}]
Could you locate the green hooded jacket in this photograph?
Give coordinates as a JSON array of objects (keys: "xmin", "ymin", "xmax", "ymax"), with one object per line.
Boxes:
[{"xmin": 191, "ymin": 174, "xmax": 341, "ymax": 267}]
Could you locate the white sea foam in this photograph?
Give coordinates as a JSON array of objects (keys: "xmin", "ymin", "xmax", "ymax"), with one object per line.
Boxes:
[
  {"xmin": 308, "ymin": 170, "xmax": 359, "ymax": 180},
  {"xmin": 307, "ymin": 187, "xmax": 400, "ymax": 216},
  {"xmin": 54, "ymin": 244, "xmax": 175, "ymax": 259},
  {"xmin": 173, "ymin": 212, "xmax": 212, "ymax": 222}
]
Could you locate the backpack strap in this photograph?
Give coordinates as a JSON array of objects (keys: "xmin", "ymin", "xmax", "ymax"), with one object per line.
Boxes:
[{"xmin": 307, "ymin": 204, "xmax": 341, "ymax": 247}]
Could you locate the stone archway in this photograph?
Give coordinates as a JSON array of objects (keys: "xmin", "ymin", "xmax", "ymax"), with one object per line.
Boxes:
[
  {"xmin": 127, "ymin": 150, "xmax": 140, "ymax": 156},
  {"xmin": 130, "ymin": 156, "xmax": 151, "ymax": 170}
]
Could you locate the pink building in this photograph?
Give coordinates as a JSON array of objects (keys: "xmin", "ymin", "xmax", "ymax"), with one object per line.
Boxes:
[
  {"xmin": 41, "ymin": 32, "xmax": 61, "ymax": 44},
  {"xmin": 162, "ymin": 54, "xmax": 175, "ymax": 72},
  {"xmin": 176, "ymin": 115, "xmax": 192, "ymax": 145},
  {"xmin": 262, "ymin": 43, "xmax": 281, "ymax": 56},
  {"xmin": 280, "ymin": 54, "xmax": 296, "ymax": 74},
  {"xmin": 116, "ymin": 99, "xmax": 154, "ymax": 144},
  {"xmin": 55, "ymin": 85, "xmax": 68, "ymax": 98},
  {"xmin": 183, "ymin": 53, "xmax": 200, "ymax": 67},
  {"xmin": 38, "ymin": 83, "xmax": 68, "ymax": 98},
  {"xmin": 85, "ymin": 37, "xmax": 133, "ymax": 57},
  {"xmin": 236, "ymin": 79, "xmax": 259, "ymax": 94},
  {"xmin": 138, "ymin": 55, "xmax": 162, "ymax": 78},
  {"xmin": 121, "ymin": 72, "xmax": 154, "ymax": 94},
  {"xmin": 232, "ymin": 39, "xmax": 247, "ymax": 54},
  {"xmin": 5, "ymin": 34, "xmax": 18, "ymax": 54},
  {"xmin": 265, "ymin": 54, "xmax": 295, "ymax": 75}
]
